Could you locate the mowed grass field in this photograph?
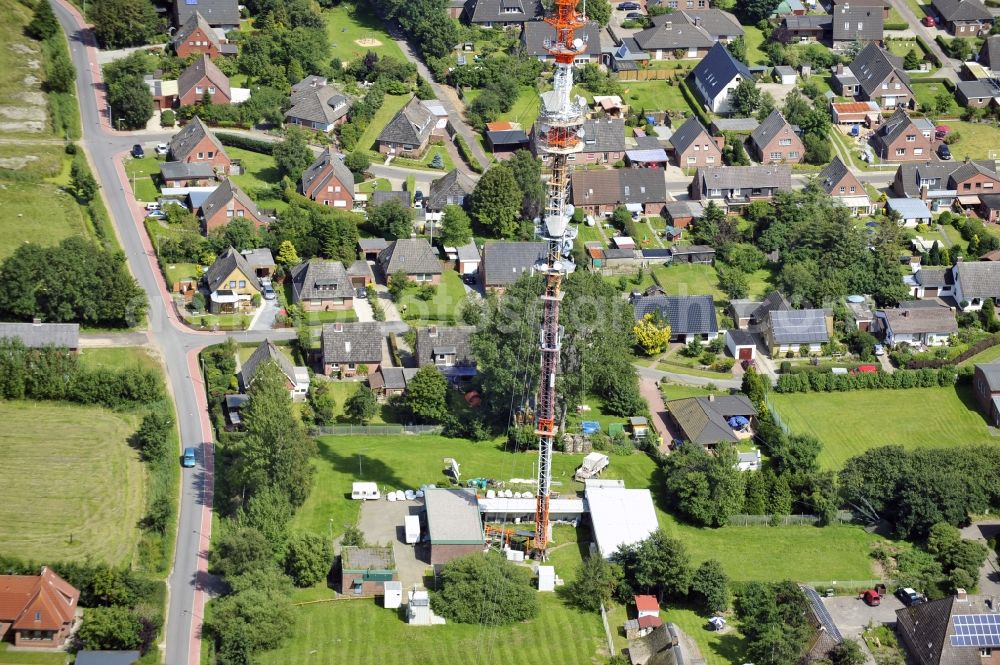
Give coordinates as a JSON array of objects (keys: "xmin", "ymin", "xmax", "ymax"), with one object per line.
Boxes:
[
  {"xmin": 0, "ymin": 180, "xmax": 89, "ymax": 259},
  {"xmin": 358, "ymin": 93, "xmax": 410, "ymax": 154},
  {"xmin": 324, "ymin": 1, "xmax": 405, "ymax": 64},
  {"xmin": 0, "ymin": 401, "xmax": 144, "ymax": 565},
  {"xmin": 770, "ymin": 385, "xmax": 999, "ymax": 470}
]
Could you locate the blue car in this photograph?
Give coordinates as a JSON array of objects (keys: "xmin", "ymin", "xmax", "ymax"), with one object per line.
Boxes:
[{"xmin": 182, "ymin": 447, "xmax": 197, "ymax": 468}]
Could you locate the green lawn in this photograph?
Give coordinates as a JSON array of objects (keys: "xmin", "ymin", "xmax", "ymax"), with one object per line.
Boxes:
[
  {"xmin": 0, "ymin": 644, "xmax": 65, "ymax": 665},
  {"xmin": 300, "ymin": 308, "xmax": 360, "ymax": 325},
  {"xmin": 227, "ymin": 146, "xmax": 287, "ymax": 211},
  {"xmin": 123, "ymin": 154, "xmax": 164, "ymax": 203},
  {"xmin": 165, "ymin": 261, "xmax": 202, "ymax": 286},
  {"xmin": 905, "ymin": 0, "xmax": 930, "ymax": 17},
  {"xmin": 0, "ymin": 181, "xmax": 90, "ymax": 260},
  {"xmin": 324, "ymin": 1, "xmax": 405, "ymax": 65},
  {"xmin": 389, "ymin": 143, "xmax": 456, "ymax": 172},
  {"xmin": 396, "ymin": 267, "xmax": 466, "ymax": 323},
  {"xmin": 607, "ymin": 601, "xmax": 745, "ymax": 665},
  {"xmin": 651, "ymin": 263, "xmax": 773, "ymax": 301},
  {"xmin": 743, "ymin": 25, "xmax": 768, "ymax": 65},
  {"xmin": 359, "ymin": 177, "xmax": 392, "ymax": 194},
  {"xmin": 886, "ymin": 39, "xmax": 919, "ymax": 58},
  {"xmin": 943, "ymin": 121, "xmax": 1000, "ymax": 160},
  {"xmin": 0, "ymin": 401, "xmax": 144, "ymax": 565},
  {"xmin": 959, "ymin": 343, "xmax": 1000, "ymax": 367},
  {"xmin": 619, "ymin": 81, "xmax": 690, "ymax": 117},
  {"xmin": 911, "ymin": 81, "xmax": 960, "ymax": 115},
  {"xmin": 467, "ymin": 85, "xmax": 542, "ymax": 128},
  {"xmin": 80, "ymin": 347, "xmax": 159, "ymax": 371},
  {"xmin": 770, "ymin": 386, "xmax": 1000, "ymax": 470},
  {"xmin": 358, "ymin": 94, "xmax": 410, "ymax": 153}
]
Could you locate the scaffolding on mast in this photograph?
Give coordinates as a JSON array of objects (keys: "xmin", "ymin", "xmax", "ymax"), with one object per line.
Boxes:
[{"xmin": 532, "ymin": 0, "xmax": 587, "ymax": 560}]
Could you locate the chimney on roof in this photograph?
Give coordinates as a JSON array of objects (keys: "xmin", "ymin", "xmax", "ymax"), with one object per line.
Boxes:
[
  {"xmin": 966, "ymin": 155, "xmax": 972, "ymax": 164},
  {"xmin": 333, "ymin": 323, "xmax": 344, "ymax": 333},
  {"xmin": 693, "ymin": 15, "xmax": 701, "ymax": 26},
  {"xmin": 708, "ymin": 393, "xmax": 715, "ymax": 401},
  {"xmin": 957, "ymin": 588, "xmax": 968, "ymax": 601},
  {"xmin": 429, "ymin": 326, "xmax": 438, "ymax": 337}
]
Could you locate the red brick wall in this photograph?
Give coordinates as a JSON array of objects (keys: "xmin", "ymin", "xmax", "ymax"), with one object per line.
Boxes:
[
  {"xmin": 302, "ymin": 297, "xmax": 354, "ymax": 312},
  {"xmin": 181, "ymin": 136, "xmax": 231, "ymax": 170},
  {"xmin": 955, "ymin": 172, "xmax": 1000, "ymax": 196},
  {"xmin": 179, "ymin": 75, "xmax": 231, "ymax": 106},
  {"xmin": 430, "ymin": 543, "xmax": 484, "ymax": 565},
  {"xmin": 204, "ymin": 202, "xmax": 266, "ymax": 233},
  {"xmin": 13, "ymin": 626, "xmax": 68, "ymax": 648},
  {"xmin": 756, "ymin": 131, "xmax": 805, "ymax": 164},
  {"xmin": 674, "ymin": 139, "xmax": 722, "ymax": 168},
  {"xmin": 882, "ymin": 131, "xmax": 932, "ymax": 161},
  {"xmin": 306, "ymin": 172, "xmax": 354, "ymax": 208},
  {"xmin": 175, "ymin": 28, "xmax": 220, "ymax": 59}
]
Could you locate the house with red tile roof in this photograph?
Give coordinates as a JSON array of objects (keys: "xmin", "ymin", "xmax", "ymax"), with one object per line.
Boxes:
[{"xmin": 0, "ymin": 567, "xmax": 79, "ymax": 648}]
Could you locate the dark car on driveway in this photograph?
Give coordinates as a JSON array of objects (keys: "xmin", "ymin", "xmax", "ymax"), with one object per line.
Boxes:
[
  {"xmin": 617, "ymin": 1, "xmax": 641, "ymax": 9},
  {"xmin": 938, "ymin": 143, "xmax": 952, "ymax": 160},
  {"xmin": 131, "ymin": 144, "xmax": 145, "ymax": 158},
  {"xmin": 896, "ymin": 587, "xmax": 923, "ymax": 606},
  {"xmin": 462, "ymin": 273, "xmax": 477, "ymax": 285}
]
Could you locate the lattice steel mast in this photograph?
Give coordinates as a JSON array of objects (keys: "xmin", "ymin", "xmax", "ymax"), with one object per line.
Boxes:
[{"xmin": 533, "ymin": 0, "xmax": 587, "ymax": 559}]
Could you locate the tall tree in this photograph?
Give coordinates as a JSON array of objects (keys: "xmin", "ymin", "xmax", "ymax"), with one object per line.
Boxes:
[
  {"xmin": 633, "ymin": 313, "xmax": 671, "ymax": 356},
  {"xmin": 691, "ymin": 559, "xmax": 730, "ymax": 613},
  {"xmin": 404, "ymin": 366, "xmax": 449, "ymax": 423},
  {"xmin": 91, "ymin": 0, "xmax": 159, "ymax": 48},
  {"xmin": 507, "ymin": 150, "xmax": 546, "ymax": 221},
  {"xmin": 613, "ymin": 529, "xmax": 693, "ymax": 601},
  {"xmin": 469, "ymin": 164, "xmax": 523, "ymax": 238},
  {"xmin": 106, "ymin": 74, "xmax": 154, "ymax": 130},
  {"xmin": 273, "ymin": 129, "xmax": 314, "ymax": 182},
  {"xmin": 345, "ymin": 386, "xmax": 379, "ymax": 424},
  {"xmin": 564, "ymin": 555, "xmax": 624, "ymax": 612},
  {"xmin": 440, "ymin": 205, "xmax": 472, "ymax": 246},
  {"xmin": 368, "ymin": 198, "xmax": 414, "ymax": 240},
  {"xmin": 27, "ymin": 0, "xmax": 59, "ymax": 40},
  {"xmin": 431, "ymin": 552, "xmax": 539, "ymax": 624},
  {"xmin": 581, "ymin": 0, "xmax": 611, "ymax": 25},
  {"xmin": 730, "ymin": 78, "xmax": 763, "ymax": 118}
]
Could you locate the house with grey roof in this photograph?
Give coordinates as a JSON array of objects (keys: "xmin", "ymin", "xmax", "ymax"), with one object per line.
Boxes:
[
  {"xmin": 875, "ymin": 304, "xmax": 957, "ymax": 348},
  {"xmin": 730, "ymin": 291, "xmax": 791, "ymax": 329},
  {"xmin": 239, "ymin": 339, "xmax": 309, "ymax": 400},
  {"xmin": 669, "ymin": 117, "xmax": 722, "ymax": 168},
  {"xmin": 415, "ymin": 325, "xmax": 477, "ymax": 380},
  {"xmin": 480, "ymin": 241, "xmax": 545, "ymax": 290},
  {"xmin": 689, "ymin": 43, "xmax": 753, "ymax": 114},
  {"xmin": 167, "ymin": 116, "xmax": 231, "ymax": 172},
  {"xmin": 377, "ymin": 96, "xmax": 436, "ymax": 158},
  {"xmin": 830, "ymin": 1, "xmax": 884, "ymax": 49},
  {"xmin": 463, "ymin": 0, "xmax": 543, "ymax": 28},
  {"xmin": 834, "ymin": 44, "xmax": 913, "ymax": 109},
  {"xmin": 172, "ymin": 0, "xmax": 239, "ymax": 30},
  {"xmin": 203, "ymin": 247, "xmax": 262, "ymax": 313},
  {"xmin": 370, "ymin": 190, "xmax": 411, "ymax": 209},
  {"xmin": 634, "ymin": 10, "xmax": 743, "ymax": 60},
  {"xmin": 892, "ymin": 159, "xmax": 1000, "ymax": 211},
  {"xmin": 368, "ymin": 366, "xmax": 419, "ymax": 401},
  {"xmin": 533, "ymin": 118, "xmax": 626, "ymax": 166},
  {"xmin": 200, "ymin": 179, "xmax": 269, "ymax": 233},
  {"xmin": 321, "ymin": 322, "xmax": 384, "ymax": 377},
  {"xmin": 953, "ymin": 260, "xmax": 1000, "ymax": 311},
  {"xmin": 666, "ymin": 394, "xmax": 757, "ymax": 446},
  {"xmin": 173, "ymin": 11, "xmax": 237, "ymax": 59},
  {"xmin": 975, "ymin": 361, "xmax": 1000, "ymax": 424},
  {"xmin": 240, "ymin": 248, "xmax": 276, "ymax": 280},
  {"xmin": 75, "ymin": 652, "xmax": 141, "ymax": 665},
  {"xmin": 761, "ymin": 308, "xmax": 832, "ymax": 356},
  {"xmin": 300, "ymin": 148, "xmax": 355, "ymax": 209},
  {"xmin": 690, "ymin": 165, "xmax": 792, "ymax": 211},
  {"xmin": 774, "ymin": 14, "xmax": 832, "ymax": 43},
  {"xmin": 956, "ymin": 79, "xmax": 1000, "ymax": 108},
  {"xmin": 290, "ymin": 260, "xmax": 355, "ymax": 312},
  {"xmin": 424, "ymin": 169, "xmax": 476, "ymax": 223},
  {"xmin": 904, "ymin": 267, "xmax": 952, "ymax": 299},
  {"xmin": 358, "ymin": 238, "xmax": 390, "ymax": 261},
  {"xmin": 0, "ymin": 321, "xmax": 79, "ymax": 352},
  {"xmin": 896, "ymin": 592, "xmax": 1000, "ymax": 665},
  {"xmin": 979, "ymin": 35, "xmax": 1000, "ymax": 71},
  {"xmin": 631, "ymin": 294, "xmax": 719, "ymax": 343},
  {"xmin": 933, "ymin": 0, "xmax": 993, "ymax": 35},
  {"xmin": 285, "ymin": 83, "xmax": 351, "ymax": 133},
  {"xmin": 570, "ymin": 168, "xmax": 668, "ymax": 217},
  {"xmin": 749, "ymin": 110, "xmax": 804, "ymax": 164},
  {"xmin": 818, "ymin": 156, "xmax": 873, "ymax": 215},
  {"xmin": 377, "ymin": 238, "xmax": 442, "ymax": 283},
  {"xmin": 160, "ymin": 161, "xmax": 216, "ymax": 188},
  {"xmin": 520, "ymin": 21, "xmax": 601, "ymax": 62},
  {"xmin": 177, "ymin": 54, "xmax": 231, "ymax": 106},
  {"xmin": 872, "ymin": 109, "xmax": 931, "ymax": 162}
]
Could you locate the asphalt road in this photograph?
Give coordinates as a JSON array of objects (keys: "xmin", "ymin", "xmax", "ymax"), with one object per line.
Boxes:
[{"xmin": 49, "ymin": 2, "xmax": 293, "ymax": 663}]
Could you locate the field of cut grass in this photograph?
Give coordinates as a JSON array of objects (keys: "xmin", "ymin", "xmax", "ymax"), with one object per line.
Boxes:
[
  {"xmin": 324, "ymin": 1, "xmax": 405, "ymax": 65},
  {"xmin": 227, "ymin": 146, "xmax": 287, "ymax": 211},
  {"xmin": 0, "ymin": 180, "xmax": 89, "ymax": 259},
  {"xmin": 742, "ymin": 25, "xmax": 768, "ymax": 65},
  {"xmin": 0, "ymin": 401, "xmax": 144, "ymax": 565},
  {"xmin": 357, "ymin": 94, "xmax": 410, "ymax": 154},
  {"xmin": 944, "ymin": 121, "xmax": 1000, "ymax": 160},
  {"xmin": 912, "ymin": 81, "xmax": 960, "ymax": 116},
  {"xmin": 770, "ymin": 385, "xmax": 1000, "ymax": 469},
  {"xmin": 652, "ymin": 263, "xmax": 774, "ymax": 301},
  {"xmin": 396, "ymin": 267, "xmax": 466, "ymax": 323},
  {"xmin": 0, "ymin": 643, "xmax": 65, "ymax": 665},
  {"xmin": 80, "ymin": 346, "xmax": 159, "ymax": 371}
]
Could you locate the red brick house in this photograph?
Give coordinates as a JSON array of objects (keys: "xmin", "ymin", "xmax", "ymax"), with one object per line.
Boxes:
[
  {"xmin": 749, "ymin": 110, "xmax": 804, "ymax": 164},
  {"xmin": 168, "ymin": 116, "xmax": 232, "ymax": 173},
  {"xmin": 376, "ymin": 96, "xmax": 435, "ymax": 158},
  {"xmin": 321, "ymin": 322, "xmax": 383, "ymax": 377},
  {"xmin": 173, "ymin": 11, "xmax": 236, "ymax": 59},
  {"xmin": 668, "ymin": 117, "xmax": 723, "ymax": 168},
  {"xmin": 340, "ymin": 547, "xmax": 397, "ymax": 596},
  {"xmin": 0, "ymin": 567, "xmax": 79, "ymax": 648},
  {"xmin": 872, "ymin": 109, "xmax": 932, "ymax": 162},
  {"xmin": 177, "ymin": 55, "xmax": 231, "ymax": 107},
  {"xmin": 975, "ymin": 361, "xmax": 1000, "ymax": 424},
  {"xmin": 570, "ymin": 168, "xmax": 667, "ymax": 217},
  {"xmin": 300, "ymin": 148, "xmax": 355, "ymax": 209},
  {"xmin": 817, "ymin": 156, "xmax": 874, "ymax": 215},
  {"xmin": 200, "ymin": 180, "xmax": 269, "ymax": 233}
]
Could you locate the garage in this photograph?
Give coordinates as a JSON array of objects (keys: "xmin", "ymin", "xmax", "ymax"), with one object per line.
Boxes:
[{"xmin": 726, "ymin": 329, "xmax": 757, "ymax": 362}]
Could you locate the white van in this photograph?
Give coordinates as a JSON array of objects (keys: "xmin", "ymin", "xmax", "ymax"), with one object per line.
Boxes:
[
  {"xmin": 351, "ymin": 482, "xmax": 380, "ymax": 500},
  {"xmin": 404, "ymin": 515, "xmax": 420, "ymax": 544}
]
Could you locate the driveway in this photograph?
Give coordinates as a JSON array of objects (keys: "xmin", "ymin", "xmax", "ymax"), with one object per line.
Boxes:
[
  {"xmin": 960, "ymin": 521, "xmax": 1000, "ymax": 598},
  {"xmin": 354, "ymin": 293, "xmax": 374, "ymax": 322},
  {"xmin": 357, "ymin": 499, "xmax": 428, "ymax": 589},
  {"xmin": 822, "ymin": 594, "xmax": 903, "ymax": 665},
  {"xmin": 638, "ymin": 374, "xmax": 680, "ymax": 453},
  {"xmin": 250, "ymin": 297, "xmax": 279, "ymax": 331}
]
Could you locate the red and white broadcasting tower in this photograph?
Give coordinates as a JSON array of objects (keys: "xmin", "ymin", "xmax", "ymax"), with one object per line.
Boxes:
[{"xmin": 533, "ymin": 0, "xmax": 587, "ymax": 559}]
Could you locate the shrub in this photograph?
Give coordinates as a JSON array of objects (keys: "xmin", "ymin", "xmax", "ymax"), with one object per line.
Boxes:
[
  {"xmin": 160, "ymin": 109, "xmax": 175, "ymax": 127},
  {"xmin": 216, "ymin": 132, "xmax": 275, "ymax": 155}
]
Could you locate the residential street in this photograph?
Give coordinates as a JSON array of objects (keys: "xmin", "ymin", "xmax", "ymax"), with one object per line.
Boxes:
[{"xmin": 885, "ymin": 0, "xmax": 961, "ymax": 77}]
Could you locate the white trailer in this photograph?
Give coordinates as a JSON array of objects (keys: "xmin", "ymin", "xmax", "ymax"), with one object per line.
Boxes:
[
  {"xmin": 574, "ymin": 452, "xmax": 610, "ymax": 481},
  {"xmin": 404, "ymin": 515, "xmax": 420, "ymax": 544},
  {"xmin": 351, "ymin": 481, "xmax": 380, "ymax": 500}
]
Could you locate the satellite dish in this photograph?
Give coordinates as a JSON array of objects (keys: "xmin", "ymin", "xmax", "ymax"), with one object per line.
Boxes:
[
  {"xmin": 577, "ymin": 128, "xmax": 586, "ymax": 138},
  {"xmin": 565, "ymin": 204, "xmax": 575, "ymax": 217},
  {"xmin": 573, "ymin": 38, "xmax": 584, "ymax": 50}
]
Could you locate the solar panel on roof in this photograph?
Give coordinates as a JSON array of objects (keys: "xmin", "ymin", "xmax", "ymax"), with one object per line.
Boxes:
[{"xmin": 951, "ymin": 615, "xmax": 1000, "ymax": 648}]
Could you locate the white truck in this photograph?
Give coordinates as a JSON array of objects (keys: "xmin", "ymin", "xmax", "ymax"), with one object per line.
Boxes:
[
  {"xmin": 574, "ymin": 452, "xmax": 610, "ymax": 481},
  {"xmin": 351, "ymin": 482, "xmax": 380, "ymax": 500},
  {"xmin": 404, "ymin": 515, "xmax": 421, "ymax": 544}
]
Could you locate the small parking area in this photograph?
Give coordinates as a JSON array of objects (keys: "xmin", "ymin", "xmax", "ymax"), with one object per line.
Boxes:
[
  {"xmin": 358, "ymin": 498, "xmax": 428, "ymax": 588},
  {"xmin": 821, "ymin": 594, "xmax": 903, "ymax": 640}
]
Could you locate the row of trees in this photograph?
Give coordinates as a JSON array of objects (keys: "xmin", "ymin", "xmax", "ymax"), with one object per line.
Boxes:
[{"xmin": 468, "ymin": 150, "xmax": 545, "ymax": 238}]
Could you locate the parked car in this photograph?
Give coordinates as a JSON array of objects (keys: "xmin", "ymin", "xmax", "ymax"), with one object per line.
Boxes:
[
  {"xmin": 413, "ymin": 190, "xmax": 424, "ymax": 208},
  {"xmin": 462, "ymin": 273, "xmax": 477, "ymax": 285},
  {"xmin": 874, "ymin": 344, "xmax": 884, "ymax": 356},
  {"xmin": 617, "ymin": 1, "xmax": 640, "ymax": 8},
  {"xmin": 145, "ymin": 209, "xmax": 167, "ymax": 219},
  {"xmin": 154, "ymin": 143, "xmax": 168, "ymax": 156},
  {"xmin": 356, "ymin": 287, "xmax": 368, "ymax": 299},
  {"xmin": 896, "ymin": 587, "xmax": 923, "ymax": 606},
  {"xmin": 860, "ymin": 589, "xmax": 881, "ymax": 606},
  {"xmin": 922, "ymin": 14, "xmax": 936, "ymax": 26},
  {"xmin": 262, "ymin": 285, "xmax": 276, "ymax": 300},
  {"xmin": 182, "ymin": 447, "xmax": 196, "ymax": 468},
  {"xmin": 145, "ymin": 201, "xmax": 161, "ymax": 211},
  {"xmin": 626, "ymin": 11, "xmax": 644, "ymax": 18},
  {"xmin": 131, "ymin": 144, "xmax": 145, "ymax": 158},
  {"xmin": 938, "ymin": 143, "xmax": 953, "ymax": 160}
]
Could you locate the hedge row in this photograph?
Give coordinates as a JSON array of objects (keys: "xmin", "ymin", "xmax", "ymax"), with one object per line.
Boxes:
[
  {"xmin": 455, "ymin": 134, "xmax": 483, "ymax": 174},
  {"xmin": 774, "ymin": 366, "xmax": 957, "ymax": 393},
  {"xmin": 916, "ymin": 35, "xmax": 943, "ymax": 67},
  {"xmin": 905, "ymin": 334, "xmax": 1000, "ymax": 369},
  {"xmin": 678, "ymin": 78, "xmax": 712, "ymax": 129},
  {"xmin": 216, "ymin": 132, "xmax": 275, "ymax": 155}
]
